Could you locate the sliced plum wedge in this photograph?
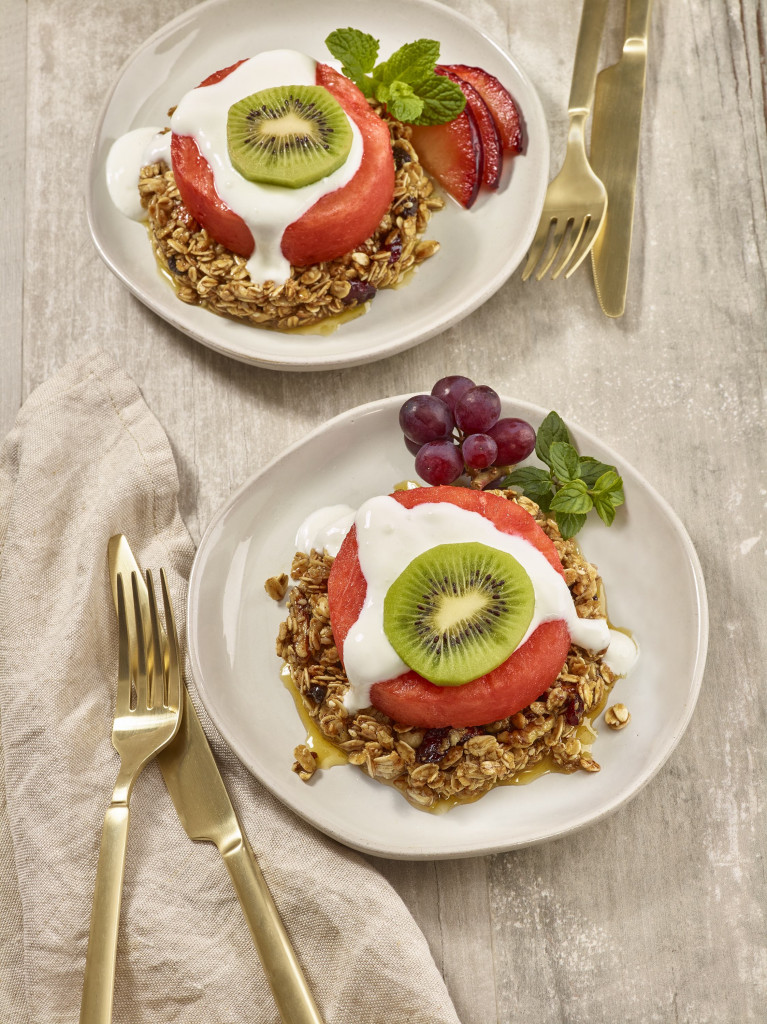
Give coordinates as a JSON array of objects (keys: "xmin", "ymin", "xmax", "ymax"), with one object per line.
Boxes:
[
  {"xmin": 441, "ymin": 63, "xmax": 524, "ymax": 154},
  {"xmin": 409, "ymin": 105, "xmax": 483, "ymax": 209},
  {"xmin": 435, "ymin": 66, "xmax": 502, "ymax": 189}
]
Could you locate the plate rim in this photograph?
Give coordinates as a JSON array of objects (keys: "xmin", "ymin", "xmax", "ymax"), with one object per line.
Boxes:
[
  {"xmin": 187, "ymin": 394, "xmax": 710, "ymax": 859},
  {"xmin": 85, "ymin": 0, "xmax": 550, "ymax": 371}
]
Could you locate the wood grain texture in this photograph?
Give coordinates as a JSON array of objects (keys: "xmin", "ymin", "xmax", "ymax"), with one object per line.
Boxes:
[
  {"xmin": 0, "ymin": 2, "xmax": 29, "ymax": 1016},
  {"xmin": 2, "ymin": 0, "xmax": 766, "ymax": 1021},
  {"xmin": 0, "ymin": 0, "xmax": 25, "ymax": 440}
]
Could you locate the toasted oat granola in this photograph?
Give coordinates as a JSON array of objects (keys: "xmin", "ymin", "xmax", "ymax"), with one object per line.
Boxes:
[
  {"xmin": 272, "ymin": 491, "xmax": 617, "ymax": 810},
  {"xmin": 137, "ymin": 117, "xmax": 443, "ymax": 331}
]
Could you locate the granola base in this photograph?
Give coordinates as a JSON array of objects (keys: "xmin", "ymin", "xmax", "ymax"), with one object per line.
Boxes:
[
  {"xmin": 273, "ymin": 491, "xmax": 618, "ymax": 811},
  {"xmin": 137, "ymin": 118, "xmax": 443, "ymax": 331}
]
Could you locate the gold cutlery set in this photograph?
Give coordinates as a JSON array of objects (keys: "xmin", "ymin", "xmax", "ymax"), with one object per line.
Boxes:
[
  {"xmin": 79, "ymin": 537, "xmax": 324, "ymax": 1024},
  {"xmin": 522, "ymin": 0, "xmax": 653, "ymax": 317}
]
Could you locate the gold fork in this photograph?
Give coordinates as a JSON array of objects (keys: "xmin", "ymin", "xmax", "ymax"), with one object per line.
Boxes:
[
  {"xmin": 80, "ymin": 570, "xmax": 182, "ymax": 1024},
  {"xmin": 521, "ymin": 0, "xmax": 610, "ymax": 281}
]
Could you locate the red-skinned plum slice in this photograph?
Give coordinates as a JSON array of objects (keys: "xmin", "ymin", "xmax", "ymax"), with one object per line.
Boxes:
[
  {"xmin": 408, "ymin": 104, "xmax": 483, "ymax": 209},
  {"xmin": 436, "ymin": 66, "xmax": 502, "ymax": 188},
  {"xmin": 441, "ymin": 63, "xmax": 523, "ymax": 154}
]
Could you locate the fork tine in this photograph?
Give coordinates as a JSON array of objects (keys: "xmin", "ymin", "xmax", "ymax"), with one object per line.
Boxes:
[
  {"xmin": 521, "ymin": 219, "xmax": 554, "ymax": 281},
  {"xmin": 160, "ymin": 569, "xmax": 181, "ymax": 712},
  {"xmin": 115, "ymin": 575, "xmax": 131, "ymax": 718},
  {"xmin": 536, "ymin": 218, "xmax": 574, "ymax": 280},
  {"xmin": 145, "ymin": 569, "xmax": 165, "ymax": 709},
  {"xmin": 131, "ymin": 572, "xmax": 149, "ymax": 710},
  {"xmin": 563, "ymin": 215, "xmax": 604, "ymax": 279},
  {"xmin": 551, "ymin": 217, "xmax": 588, "ymax": 279}
]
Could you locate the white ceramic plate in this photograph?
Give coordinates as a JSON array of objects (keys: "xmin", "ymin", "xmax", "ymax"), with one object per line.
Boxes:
[
  {"xmin": 86, "ymin": 0, "xmax": 548, "ymax": 371},
  {"xmin": 187, "ymin": 396, "xmax": 708, "ymax": 859}
]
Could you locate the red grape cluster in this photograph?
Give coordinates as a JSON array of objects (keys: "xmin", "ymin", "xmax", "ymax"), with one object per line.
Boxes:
[{"xmin": 399, "ymin": 376, "xmax": 536, "ymax": 486}]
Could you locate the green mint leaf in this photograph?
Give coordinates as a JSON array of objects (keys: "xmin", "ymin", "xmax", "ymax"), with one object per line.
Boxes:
[
  {"xmin": 593, "ymin": 493, "xmax": 617, "ymax": 527},
  {"xmin": 548, "ymin": 441, "xmax": 581, "ymax": 484},
  {"xmin": 325, "ymin": 28, "xmax": 380, "ymax": 84},
  {"xmin": 592, "ymin": 470, "xmax": 625, "ymax": 507},
  {"xmin": 355, "ymin": 76, "xmax": 377, "ymax": 100},
  {"xmin": 535, "ymin": 411, "xmax": 571, "ymax": 468},
  {"xmin": 555, "ymin": 511, "xmax": 588, "ymax": 539},
  {"xmin": 550, "ymin": 480, "xmax": 593, "ymax": 515},
  {"xmin": 502, "ymin": 466, "xmax": 553, "ymax": 503},
  {"xmin": 376, "ymin": 38, "xmax": 440, "ymax": 85},
  {"xmin": 327, "ymin": 29, "xmax": 465, "ymax": 125},
  {"xmin": 497, "ymin": 410, "xmax": 625, "ymax": 534},
  {"xmin": 389, "ymin": 80, "xmax": 417, "ymax": 99},
  {"xmin": 413, "ymin": 72, "xmax": 467, "ymax": 125},
  {"xmin": 386, "ymin": 83, "xmax": 425, "ymax": 124},
  {"xmin": 503, "ymin": 465, "xmax": 552, "ymax": 490},
  {"xmin": 532, "ymin": 490, "xmax": 553, "ymax": 514},
  {"xmin": 578, "ymin": 456, "xmax": 614, "ymax": 488}
]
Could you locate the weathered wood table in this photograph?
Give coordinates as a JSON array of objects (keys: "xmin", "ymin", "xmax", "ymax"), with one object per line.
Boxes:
[{"xmin": 1, "ymin": 0, "xmax": 765, "ymax": 1020}]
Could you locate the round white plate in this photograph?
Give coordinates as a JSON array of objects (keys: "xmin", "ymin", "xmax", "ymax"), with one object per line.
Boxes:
[
  {"xmin": 86, "ymin": 0, "xmax": 549, "ymax": 371},
  {"xmin": 187, "ymin": 396, "xmax": 709, "ymax": 859}
]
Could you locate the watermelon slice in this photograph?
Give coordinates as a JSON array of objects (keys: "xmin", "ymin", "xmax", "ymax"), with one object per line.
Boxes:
[
  {"xmin": 327, "ymin": 486, "xmax": 572, "ymax": 728},
  {"xmin": 170, "ymin": 62, "xmax": 395, "ymax": 267}
]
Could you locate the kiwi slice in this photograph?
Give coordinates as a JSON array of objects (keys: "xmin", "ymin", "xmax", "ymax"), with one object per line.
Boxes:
[
  {"xmin": 227, "ymin": 84, "xmax": 353, "ymax": 189},
  {"xmin": 383, "ymin": 542, "xmax": 534, "ymax": 686}
]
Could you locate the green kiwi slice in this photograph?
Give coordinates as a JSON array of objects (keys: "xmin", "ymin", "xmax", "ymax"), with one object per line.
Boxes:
[
  {"xmin": 227, "ymin": 84, "xmax": 353, "ymax": 189},
  {"xmin": 383, "ymin": 542, "xmax": 535, "ymax": 686}
]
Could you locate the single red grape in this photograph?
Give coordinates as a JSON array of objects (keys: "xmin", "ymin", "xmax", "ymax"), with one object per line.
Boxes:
[
  {"xmin": 461, "ymin": 433, "xmax": 498, "ymax": 470},
  {"xmin": 404, "ymin": 435, "xmax": 422, "ymax": 457},
  {"xmin": 431, "ymin": 375, "xmax": 475, "ymax": 413},
  {"xmin": 454, "ymin": 385, "xmax": 501, "ymax": 434},
  {"xmin": 487, "ymin": 418, "xmax": 536, "ymax": 465},
  {"xmin": 399, "ymin": 395, "xmax": 454, "ymax": 444},
  {"xmin": 415, "ymin": 439, "xmax": 464, "ymax": 485}
]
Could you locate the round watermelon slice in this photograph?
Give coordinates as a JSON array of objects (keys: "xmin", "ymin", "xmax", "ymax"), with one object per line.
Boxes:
[
  {"xmin": 327, "ymin": 486, "xmax": 572, "ymax": 728},
  {"xmin": 170, "ymin": 61, "xmax": 395, "ymax": 267}
]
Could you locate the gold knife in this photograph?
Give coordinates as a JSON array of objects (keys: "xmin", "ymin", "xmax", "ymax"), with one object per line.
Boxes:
[
  {"xmin": 590, "ymin": 0, "xmax": 654, "ymax": 317},
  {"xmin": 107, "ymin": 535, "xmax": 324, "ymax": 1024}
]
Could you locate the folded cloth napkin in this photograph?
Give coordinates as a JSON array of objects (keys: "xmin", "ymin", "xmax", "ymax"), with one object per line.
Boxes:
[{"xmin": 0, "ymin": 350, "xmax": 461, "ymax": 1024}]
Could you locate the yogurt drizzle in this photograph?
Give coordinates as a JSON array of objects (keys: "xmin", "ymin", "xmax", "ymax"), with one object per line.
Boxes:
[
  {"xmin": 106, "ymin": 126, "xmax": 169, "ymax": 220},
  {"xmin": 106, "ymin": 50, "xmax": 363, "ymax": 285},
  {"xmin": 297, "ymin": 496, "xmax": 620, "ymax": 713}
]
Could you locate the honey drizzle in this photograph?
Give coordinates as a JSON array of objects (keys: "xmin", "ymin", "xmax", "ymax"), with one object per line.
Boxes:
[{"xmin": 281, "ymin": 665, "xmax": 348, "ymax": 769}]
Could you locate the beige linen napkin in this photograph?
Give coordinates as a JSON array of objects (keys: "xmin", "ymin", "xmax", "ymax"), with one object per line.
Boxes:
[{"xmin": 0, "ymin": 350, "xmax": 461, "ymax": 1024}]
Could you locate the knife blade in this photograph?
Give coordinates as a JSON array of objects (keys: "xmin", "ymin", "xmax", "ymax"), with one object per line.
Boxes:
[
  {"xmin": 107, "ymin": 535, "xmax": 324, "ymax": 1024},
  {"xmin": 590, "ymin": 0, "xmax": 654, "ymax": 317}
]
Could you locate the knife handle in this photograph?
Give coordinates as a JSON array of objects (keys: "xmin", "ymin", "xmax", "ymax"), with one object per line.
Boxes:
[
  {"xmin": 222, "ymin": 836, "xmax": 325, "ymax": 1024},
  {"xmin": 624, "ymin": 0, "xmax": 653, "ymax": 50},
  {"xmin": 568, "ymin": 0, "xmax": 610, "ymax": 116},
  {"xmin": 80, "ymin": 803, "xmax": 130, "ymax": 1024}
]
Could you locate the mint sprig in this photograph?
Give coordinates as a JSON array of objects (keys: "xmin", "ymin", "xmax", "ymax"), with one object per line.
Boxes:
[
  {"xmin": 498, "ymin": 412, "xmax": 624, "ymax": 539},
  {"xmin": 325, "ymin": 28, "xmax": 466, "ymax": 125}
]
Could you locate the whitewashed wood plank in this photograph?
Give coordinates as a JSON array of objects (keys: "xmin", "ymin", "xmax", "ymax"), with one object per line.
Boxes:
[{"xmin": 0, "ymin": 0, "xmax": 26, "ymax": 440}]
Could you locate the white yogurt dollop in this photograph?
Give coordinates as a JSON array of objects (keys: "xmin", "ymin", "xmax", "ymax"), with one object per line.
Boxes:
[
  {"xmin": 106, "ymin": 49, "xmax": 364, "ymax": 285},
  {"xmin": 106, "ymin": 126, "xmax": 169, "ymax": 220},
  {"xmin": 603, "ymin": 628, "xmax": 639, "ymax": 676},
  {"xmin": 298, "ymin": 496, "xmax": 615, "ymax": 713},
  {"xmin": 295, "ymin": 504, "xmax": 356, "ymax": 559}
]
